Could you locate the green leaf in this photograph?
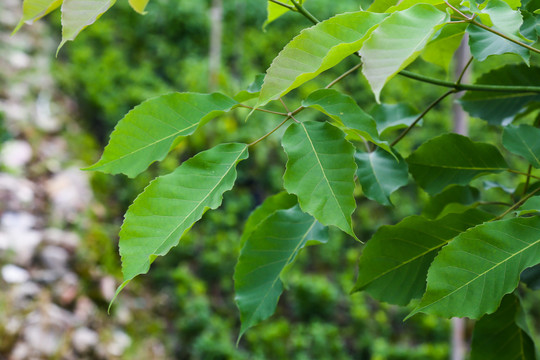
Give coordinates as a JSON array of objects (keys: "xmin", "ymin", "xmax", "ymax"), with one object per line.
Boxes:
[
  {"xmin": 467, "ymin": 24, "xmax": 531, "ymax": 63},
  {"xmin": 470, "ymin": 294, "xmax": 537, "ymax": 360},
  {"xmin": 367, "ymin": 0, "xmax": 399, "ymax": 12},
  {"xmin": 128, "ymin": 0, "xmax": 149, "ymax": 14},
  {"xmin": 13, "ymin": 0, "xmax": 63, "ymax": 34},
  {"xmin": 118, "ymin": 143, "xmax": 248, "ymax": 288},
  {"xmin": 409, "ymin": 216, "xmax": 540, "ymax": 319},
  {"xmin": 257, "ymin": 11, "xmax": 389, "ymax": 107},
  {"xmin": 478, "ymin": 0, "xmax": 525, "ymax": 38},
  {"xmin": 353, "ymin": 209, "xmax": 492, "ymax": 305},
  {"xmin": 386, "ymin": 0, "xmax": 461, "ymax": 12},
  {"xmin": 355, "ymin": 149, "xmax": 409, "ymax": 206},
  {"xmin": 234, "ymin": 74, "xmax": 265, "ymax": 102},
  {"xmin": 359, "ymin": 4, "xmax": 448, "ymax": 101},
  {"xmin": 240, "ymin": 192, "xmax": 297, "ymax": 246},
  {"xmin": 503, "ymin": 124, "xmax": 540, "ymax": 168},
  {"xmin": 302, "ymin": 89, "xmax": 391, "ymax": 152},
  {"xmin": 423, "ymin": 185, "xmax": 480, "ymax": 219},
  {"xmin": 460, "ymin": 65, "xmax": 540, "ymax": 125},
  {"xmin": 263, "ymin": 0, "xmax": 305, "ymax": 29},
  {"xmin": 85, "ymin": 92, "xmax": 238, "ymax": 178},
  {"xmin": 521, "ymin": 264, "xmax": 540, "ymax": 290},
  {"xmin": 369, "ymin": 103, "xmax": 420, "ymax": 135},
  {"xmin": 282, "ymin": 121, "xmax": 357, "ymax": 238},
  {"xmin": 235, "ymin": 205, "xmax": 327, "ymax": 338},
  {"xmin": 421, "ymin": 23, "xmax": 467, "ymax": 71},
  {"xmin": 407, "ymin": 133, "xmax": 509, "ymax": 195},
  {"xmin": 59, "ymin": 0, "xmax": 116, "ymax": 51}
]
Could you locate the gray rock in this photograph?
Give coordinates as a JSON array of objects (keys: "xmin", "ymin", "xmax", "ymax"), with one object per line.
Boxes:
[
  {"xmin": 45, "ymin": 167, "xmax": 92, "ymax": 222},
  {"xmin": 107, "ymin": 330, "xmax": 132, "ymax": 357},
  {"xmin": 40, "ymin": 245, "xmax": 69, "ymax": 271},
  {"xmin": 43, "ymin": 228, "xmax": 80, "ymax": 251},
  {"xmin": 9, "ymin": 281, "xmax": 41, "ymax": 309},
  {"xmin": 0, "ymin": 228, "xmax": 42, "ymax": 266},
  {"xmin": 0, "ymin": 140, "xmax": 32, "ymax": 172},
  {"xmin": 0, "ymin": 174, "xmax": 35, "ymax": 210},
  {"xmin": 23, "ymin": 304, "xmax": 75, "ymax": 355}
]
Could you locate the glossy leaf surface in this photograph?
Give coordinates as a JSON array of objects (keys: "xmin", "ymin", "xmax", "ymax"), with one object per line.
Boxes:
[
  {"xmin": 359, "ymin": 4, "xmax": 448, "ymax": 101},
  {"xmin": 282, "ymin": 121, "xmax": 357, "ymax": 238},
  {"xmin": 118, "ymin": 143, "xmax": 248, "ymax": 288},
  {"xmin": 407, "ymin": 133, "xmax": 508, "ymax": 195},
  {"xmin": 257, "ymin": 11, "xmax": 389, "ymax": 106},
  {"xmin": 86, "ymin": 92, "xmax": 238, "ymax": 178},
  {"xmin": 353, "ymin": 209, "xmax": 491, "ymax": 305},
  {"xmin": 355, "ymin": 149, "xmax": 408, "ymax": 206},
  {"xmin": 410, "ymin": 216, "xmax": 540, "ymax": 319},
  {"xmin": 370, "ymin": 102, "xmax": 420, "ymax": 135},
  {"xmin": 235, "ymin": 205, "xmax": 327, "ymax": 337}
]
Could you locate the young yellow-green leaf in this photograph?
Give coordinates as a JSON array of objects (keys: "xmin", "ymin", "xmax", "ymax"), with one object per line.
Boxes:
[
  {"xmin": 359, "ymin": 4, "xmax": 448, "ymax": 101},
  {"xmin": 368, "ymin": 0, "xmax": 399, "ymax": 12},
  {"xmin": 85, "ymin": 92, "xmax": 238, "ymax": 178},
  {"xmin": 117, "ymin": 143, "xmax": 248, "ymax": 292},
  {"xmin": 386, "ymin": 0, "xmax": 460, "ymax": 12},
  {"xmin": 370, "ymin": 102, "xmax": 420, "ymax": 135},
  {"xmin": 128, "ymin": 0, "xmax": 149, "ymax": 14},
  {"xmin": 59, "ymin": 0, "xmax": 116, "ymax": 51},
  {"xmin": 422, "ymin": 185, "xmax": 480, "ymax": 219},
  {"xmin": 13, "ymin": 0, "xmax": 63, "ymax": 34},
  {"xmin": 470, "ymin": 294, "xmax": 537, "ymax": 360},
  {"xmin": 302, "ymin": 89, "xmax": 391, "ymax": 153},
  {"xmin": 257, "ymin": 11, "xmax": 389, "ymax": 107},
  {"xmin": 517, "ymin": 196, "xmax": 540, "ymax": 216},
  {"xmin": 282, "ymin": 121, "xmax": 357, "ymax": 238},
  {"xmin": 421, "ymin": 23, "xmax": 467, "ymax": 72},
  {"xmin": 477, "ymin": 0, "xmax": 524, "ymax": 38},
  {"xmin": 235, "ymin": 205, "xmax": 327, "ymax": 338},
  {"xmin": 353, "ymin": 209, "xmax": 492, "ymax": 305},
  {"xmin": 460, "ymin": 65, "xmax": 540, "ymax": 125},
  {"xmin": 502, "ymin": 124, "xmax": 540, "ymax": 168},
  {"xmin": 263, "ymin": 0, "xmax": 306, "ymax": 29},
  {"xmin": 409, "ymin": 216, "xmax": 540, "ymax": 319},
  {"xmin": 407, "ymin": 133, "xmax": 508, "ymax": 195},
  {"xmin": 355, "ymin": 149, "xmax": 408, "ymax": 206},
  {"xmin": 240, "ymin": 192, "xmax": 297, "ymax": 246}
]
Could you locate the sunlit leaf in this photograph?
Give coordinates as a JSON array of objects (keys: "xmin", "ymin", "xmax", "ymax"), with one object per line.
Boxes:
[
  {"xmin": 502, "ymin": 124, "xmax": 540, "ymax": 168},
  {"xmin": 421, "ymin": 23, "xmax": 467, "ymax": 72},
  {"xmin": 128, "ymin": 0, "xmax": 149, "ymax": 14},
  {"xmin": 117, "ymin": 143, "xmax": 248, "ymax": 294},
  {"xmin": 353, "ymin": 209, "xmax": 492, "ymax": 305},
  {"xmin": 59, "ymin": 0, "xmax": 116, "ymax": 51},
  {"xmin": 409, "ymin": 216, "xmax": 540, "ymax": 319},
  {"xmin": 282, "ymin": 121, "xmax": 357, "ymax": 238},
  {"xmin": 13, "ymin": 0, "xmax": 63, "ymax": 34},
  {"xmin": 86, "ymin": 92, "xmax": 238, "ymax": 178},
  {"xmin": 235, "ymin": 205, "xmax": 327, "ymax": 338},
  {"xmin": 257, "ymin": 11, "xmax": 389, "ymax": 107},
  {"xmin": 263, "ymin": 0, "xmax": 306, "ymax": 29},
  {"xmin": 355, "ymin": 149, "xmax": 408, "ymax": 206},
  {"xmin": 407, "ymin": 133, "xmax": 508, "ymax": 195},
  {"xmin": 470, "ymin": 294, "xmax": 537, "ymax": 360},
  {"xmin": 360, "ymin": 4, "xmax": 448, "ymax": 101}
]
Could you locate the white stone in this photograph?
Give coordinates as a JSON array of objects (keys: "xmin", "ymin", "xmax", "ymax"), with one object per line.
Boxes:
[
  {"xmin": 2, "ymin": 264, "xmax": 30, "ymax": 283},
  {"xmin": 0, "ymin": 140, "xmax": 33, "ymax": 171},
  {"xmin": 0, "ymin": 229, "xmax": 42, "ymax": 266},
  {"xmin": 72, "ymin": 327, "xmax": 99, "ymax": 353},
  {"xmin": 45, "ymin": 167, "xmax": 92, "ymax": 222},
  {"xmin": 107, "ymin": 330, "xmax": 132, "ymax": 356},
  {"xmin": 40, "ymin": 245, "xmax": 69, "ymax": 271}
]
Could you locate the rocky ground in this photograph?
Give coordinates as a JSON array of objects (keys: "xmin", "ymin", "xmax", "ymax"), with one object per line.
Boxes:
[{"xmin": 0, "ymin": 1, "xmax": 169, "ymax": 358}]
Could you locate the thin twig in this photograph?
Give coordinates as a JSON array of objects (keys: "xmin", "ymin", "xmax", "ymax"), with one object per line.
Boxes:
[
  {"xmin": 507, "ymin": 169, "xmax": 540, "ymax": 181},
  {"xmin": 237, "ymin": 104, "xmax": 289, "ymax": 116},
  {"xmin": 290, "ymin": 0, "xmax": 319, "ymax": 25},
  {"xmin": 523, "ymin": 165, "xmax": 533, "ymax": 197},
  {"xmin": 456, "ymin": 56, "xmax": 473, "ymax": 85},
  {"xmin": 325, "ymin": 63, "xmax": 362, "ymax": 89},
  {"xmin": 391, "ymin": 90, "xmax": 456, "ymax": 147},
  {"xmin": 269, "ymin": 0, "xmax": 295, "ymax": 11},
  {"xmin": 493, "ymin": 187, "xmax": 540, "ymax": 221},
  {"xmin": 248, "ymin": 117, "xmax": 291, "ymax": 147}
]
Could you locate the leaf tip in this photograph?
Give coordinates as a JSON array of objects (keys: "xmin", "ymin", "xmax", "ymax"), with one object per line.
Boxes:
[{"xmin": 108, "ymin": 279, "xmax": 130, "ymax": 314}]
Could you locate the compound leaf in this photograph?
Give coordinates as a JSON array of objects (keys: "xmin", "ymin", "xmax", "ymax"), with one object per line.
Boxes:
[
  {"xmin": 302, "ymin": 89, "xmax": 390, "ymax": 152},
  {"xmin": 86, "ymin": 92, "xmax": 238, "ymax": 178},
  {"xmin": 360, "ymin": 4, "xmax": 448, "ymax": 101},
  {"xmin": 235, "ymin": 205, "xmax": 327, "ymax": 338},
  {"xmin": 282, "ymin": 121, "xmax": 357, "ymax": 238},
  {"xmin": 355, "ymin": 149, "xmax": 409, "ymax": 206},
  {"xmin": 257, "ymin": 11, "xmax": 389, "ymax": 107},
  {"xmin": 410, "ymin": 216, "xmax": 540, "ymax": 319},
  {"xmin": 353, "ymin": 209, "xmax": 492, "ymax": 306},
  {"xmin": 117, "ymin": 143, "xmax": 248, "ymax": 292},
  {"xmin": 407, "ymin": 133, "xmax": 508, "ymax": 195},
  {"xmin": 503, "ymin": 124, "xmax": 540, "ymax": 168},
  {"xmin": 470, "ymin": 294, "xmax": 537, "ymax": 360}
]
